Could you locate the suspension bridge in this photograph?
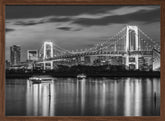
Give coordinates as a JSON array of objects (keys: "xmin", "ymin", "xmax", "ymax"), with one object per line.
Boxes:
[{"xmin": 34, "ymin": 25, "xmax": 160, "ymax": 71}]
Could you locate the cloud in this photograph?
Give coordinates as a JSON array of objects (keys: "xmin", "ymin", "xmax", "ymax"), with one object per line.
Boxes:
[
  {"xmin": 56, "ymin": 26, "xmax": 83, "ymax": 31},
  {"xmin": 15, "ymin": 20, "xmax": 45, "ymax": 26},
  {"xmin": 5, "ymin": 5, "xmax": 121, "ymax": 19},
  {"xmin": 5, "ymin": 28, "xmax": 15, "ymax": 32},
  {"xmin": 72, "ymin": 8, "xmax": 160, "ymax": 26},
  {"xmin": 72, "ymin": 28, "xmax": 82, "ymax": 31},
  {"xmin": 48, "ymin": 17, "xmax": 72, "ymax": 22},
  {"xmin": 56, "ymin": 27, "xmax": 72, "ymax": 31},
  {"xmin": 5, "ymin": 6, "xmax": 159, "ymax": 28},
  {"xmin": 6, "ymin": 5, "xmax": 158, "ymax": 20},
  {"xmin": 74, "ymin": 6, "xmax": 159, "ymax": 19},
  {"xmin": 6, "ymin": 16, "xmax": 73, "ymax": 27}
]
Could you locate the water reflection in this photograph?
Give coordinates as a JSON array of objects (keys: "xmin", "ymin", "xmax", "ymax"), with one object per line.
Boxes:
[
  {"xmin": 124, "ymin": 78, "xmax": 143, "ymax": 116},
  {"xmin": 77, "ymin": 79, "xmax": 86, "ymax": 115},
  {"xmin": 5, "ymin": 77, "xmax": 160, "ymax": 116},
  {"xmin": 26, "ymin": 79, "xmax": 55, "ymax": 116}
]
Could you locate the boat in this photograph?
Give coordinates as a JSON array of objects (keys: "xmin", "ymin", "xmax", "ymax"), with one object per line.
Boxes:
[
  {"xmin": 29, "ymin": 77, "xmax": 42, "ymax": 84},
  {"xmin": 77, "ymin": 74, "xmax": 86, "ymax": 79},
  {"xmin": 29, "ymin": 75, "xmax": 54, "ymax": 84}
]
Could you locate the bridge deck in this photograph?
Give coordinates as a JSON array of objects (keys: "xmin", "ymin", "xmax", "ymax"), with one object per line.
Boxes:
[{"xmin": 37, "ymin": 51, "xmax": 153, "ymax": 62}]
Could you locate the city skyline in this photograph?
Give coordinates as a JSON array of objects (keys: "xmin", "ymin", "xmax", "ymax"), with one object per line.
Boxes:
[
  {"xmin": 5, "ymin": 5, "xmax": 160, "ymax": 62},
  {"xmin": 5, "ymin": 5, "xmax": 161, "ymax": 117}
]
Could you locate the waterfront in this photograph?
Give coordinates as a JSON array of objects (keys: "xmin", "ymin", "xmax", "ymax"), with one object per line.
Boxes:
[{"xmin": 5, "ymin": 77, "xmax": 160, "ymax": 116}]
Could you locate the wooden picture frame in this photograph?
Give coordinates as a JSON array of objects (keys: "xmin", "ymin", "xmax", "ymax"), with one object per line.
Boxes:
[{"xmin": 0, "ymin": 0, "xmax": 165, "ymax": 121}]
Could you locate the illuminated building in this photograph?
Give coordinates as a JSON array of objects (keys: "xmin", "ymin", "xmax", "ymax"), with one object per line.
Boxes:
[{"xmin": 10, "ymin": 45, "xmax": 21, "ymax": 65}]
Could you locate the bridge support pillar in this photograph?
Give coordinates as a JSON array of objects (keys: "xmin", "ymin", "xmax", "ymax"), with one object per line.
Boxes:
[
  {"xmin": 135, "ymin": 55, "xmax": 139, "ymax": 70},
  {"xmin": 43, "ymin": 62, "xmax": 46, "ymax": 70},
  {"xmin": 125, "ymin": 56, "xmax": 129, "ymax": 69},
  {"xmin": 125, "ymin": 55, "xmax": 139, "ymax": 70},
  {"xmin": 43, "ymin": 61, "xmax": 54, "ymax": 70},
  {"xmin": 50, "ymin": 61, "xmax": 53, "ymax": 70}
]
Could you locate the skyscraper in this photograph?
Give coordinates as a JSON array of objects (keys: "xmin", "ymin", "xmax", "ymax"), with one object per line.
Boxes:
[{"xmin": 10, "ymin": 45, "xmax": 21, "ymax": 65}]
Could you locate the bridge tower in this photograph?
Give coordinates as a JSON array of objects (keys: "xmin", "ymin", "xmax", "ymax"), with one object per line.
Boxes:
[
  {"xmin": 125, "ymin": 25, "xmax": 139, "ymax": 70},
  {"xmin": 43, "ymin": 41, "xmax": 53, "ymax": 60},
  {"xmin": 43, "ymin": 41, "xmax": 54, "ymax": 70},
  {"xmin": 125, "ymin": 25, "xmax": 139, "ymax": 51}
]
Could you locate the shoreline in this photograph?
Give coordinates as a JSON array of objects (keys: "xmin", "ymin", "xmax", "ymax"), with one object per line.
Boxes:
[{"xmin": 6, "ymin": 71, "xmax": 160, "ymax": 79}]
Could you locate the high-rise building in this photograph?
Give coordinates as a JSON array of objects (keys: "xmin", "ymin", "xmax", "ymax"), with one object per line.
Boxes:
[{"xmin": 10, "ymin": 45, "xmax": 21, "ymax": 65}]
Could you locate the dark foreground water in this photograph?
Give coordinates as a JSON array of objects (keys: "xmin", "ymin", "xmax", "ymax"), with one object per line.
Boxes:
[{"xmin": 5, "ymin": 77, "xmax": 160, "ymax": 116}]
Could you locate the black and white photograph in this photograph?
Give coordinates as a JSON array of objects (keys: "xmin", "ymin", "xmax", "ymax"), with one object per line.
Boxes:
[{"xmin": 5, "ymin": 5, "xmax": 160, "ymax": 116}]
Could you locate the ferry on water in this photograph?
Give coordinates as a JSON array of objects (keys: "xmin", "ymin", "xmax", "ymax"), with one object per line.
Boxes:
[
  {"xmin": 77, "ymin": 74, "xmax": 87, "ymax": 80},
  {"xmin": 29, "ymin": 75, "xmax": 54, "ymax": 84}
]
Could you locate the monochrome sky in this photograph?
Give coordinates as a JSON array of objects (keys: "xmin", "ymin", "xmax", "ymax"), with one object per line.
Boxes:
[{"xmin": 5, "ymin": 5, "xmax": 160, "ymax": 61}]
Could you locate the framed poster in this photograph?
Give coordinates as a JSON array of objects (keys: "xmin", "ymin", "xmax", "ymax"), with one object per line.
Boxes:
[{"xmin": 0, "ymin": 0, "xmax": 165, "ymax": 121}]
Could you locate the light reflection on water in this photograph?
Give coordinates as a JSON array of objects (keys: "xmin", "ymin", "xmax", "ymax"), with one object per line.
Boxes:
[{"xmin": 5, "ymin": 77, "xmax": 160, "ymax": 116}]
